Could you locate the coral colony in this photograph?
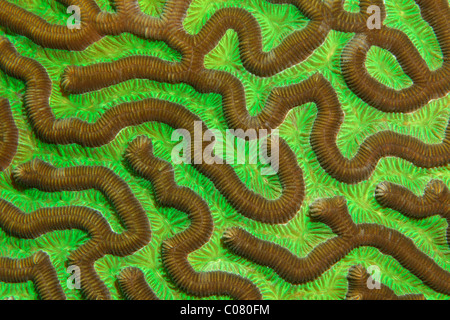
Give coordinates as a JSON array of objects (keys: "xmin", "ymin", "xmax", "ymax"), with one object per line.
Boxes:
[{"xmin": 0, "ymin": 0, "xmax": 448, "ymax": 300}]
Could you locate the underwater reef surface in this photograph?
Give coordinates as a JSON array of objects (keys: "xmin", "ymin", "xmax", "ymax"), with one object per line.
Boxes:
[{"xmin": 0, "ymin": 0, "xmax": 448, "ymax": 300}]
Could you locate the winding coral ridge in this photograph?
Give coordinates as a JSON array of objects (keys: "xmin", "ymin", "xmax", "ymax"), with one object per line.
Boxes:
[
  {"xmin": 0, "ymin": 159, "xmax": 152, "ymax": 299},
  {"xmin": 222, "ymin": 197, "xmax": 450, "ymax": 295},
  {"xmin": 125, "ymin": 136, "xmax": 262, "ymax": 299},
  {"xmin": 375, "ymin": 180, "xmax": 450, "ymax": 246},
  {"xmin": 345, "ymin": 265, "xmax": 425, "ymax": 300},
  {"xmin": 0, "ymin": 251, "xmax": 65, "ymax": 300}
]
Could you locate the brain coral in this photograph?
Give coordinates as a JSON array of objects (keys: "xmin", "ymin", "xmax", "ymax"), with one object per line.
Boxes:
[{"xmin": 0, "ymin": 0, "xmax": 448, "ymax": 300}]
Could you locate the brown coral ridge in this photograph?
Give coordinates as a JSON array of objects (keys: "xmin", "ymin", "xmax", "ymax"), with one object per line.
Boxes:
[
  {"xmin": 125, "ymin": 136, "xmax": 262, "ymax": 300},
  {"xmin": 0, "ymin": 0, "xmax": 447, "ymax": 299},
  {"xmin": 345, "ymin": 265, "xmax": 425, "ymax": 300},
  {"xmin": 222, "ymin": 196, "xmax": 450, "ymax": 295},
  {"xmin": 0, "ymin": 159, "xmax": 152, "ymax": 299},
  {"xmin": 0, "ymin": 98, "xmax": 18, "ymax": 171},
  {"xmin": 375, "ymin": 180, "xmax": 450, "ymax": 246},
  {"xmin": 56, "ymin": 48, "xmax": 449, "ymax": 185},
  {"xmin": 0, "ymin": 251, "xmax": 66, "ymax": 300},
  {"xmin": 117, "ymin": 267, "xmax": 160, "ymax": 300},
  {"xmin": 340, "ymin": 0, "xmax": 450, "ymax": 113}
]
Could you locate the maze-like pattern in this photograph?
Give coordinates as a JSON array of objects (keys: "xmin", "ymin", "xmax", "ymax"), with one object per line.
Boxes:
[{"xmin": 0, "ymin": 0, "xmax": 448, "ymax": 300}]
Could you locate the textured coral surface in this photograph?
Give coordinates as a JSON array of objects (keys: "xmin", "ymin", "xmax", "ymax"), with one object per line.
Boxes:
[{"xmin": 0, "ymin": 0, "xmax": 448, "ymax": 300}]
